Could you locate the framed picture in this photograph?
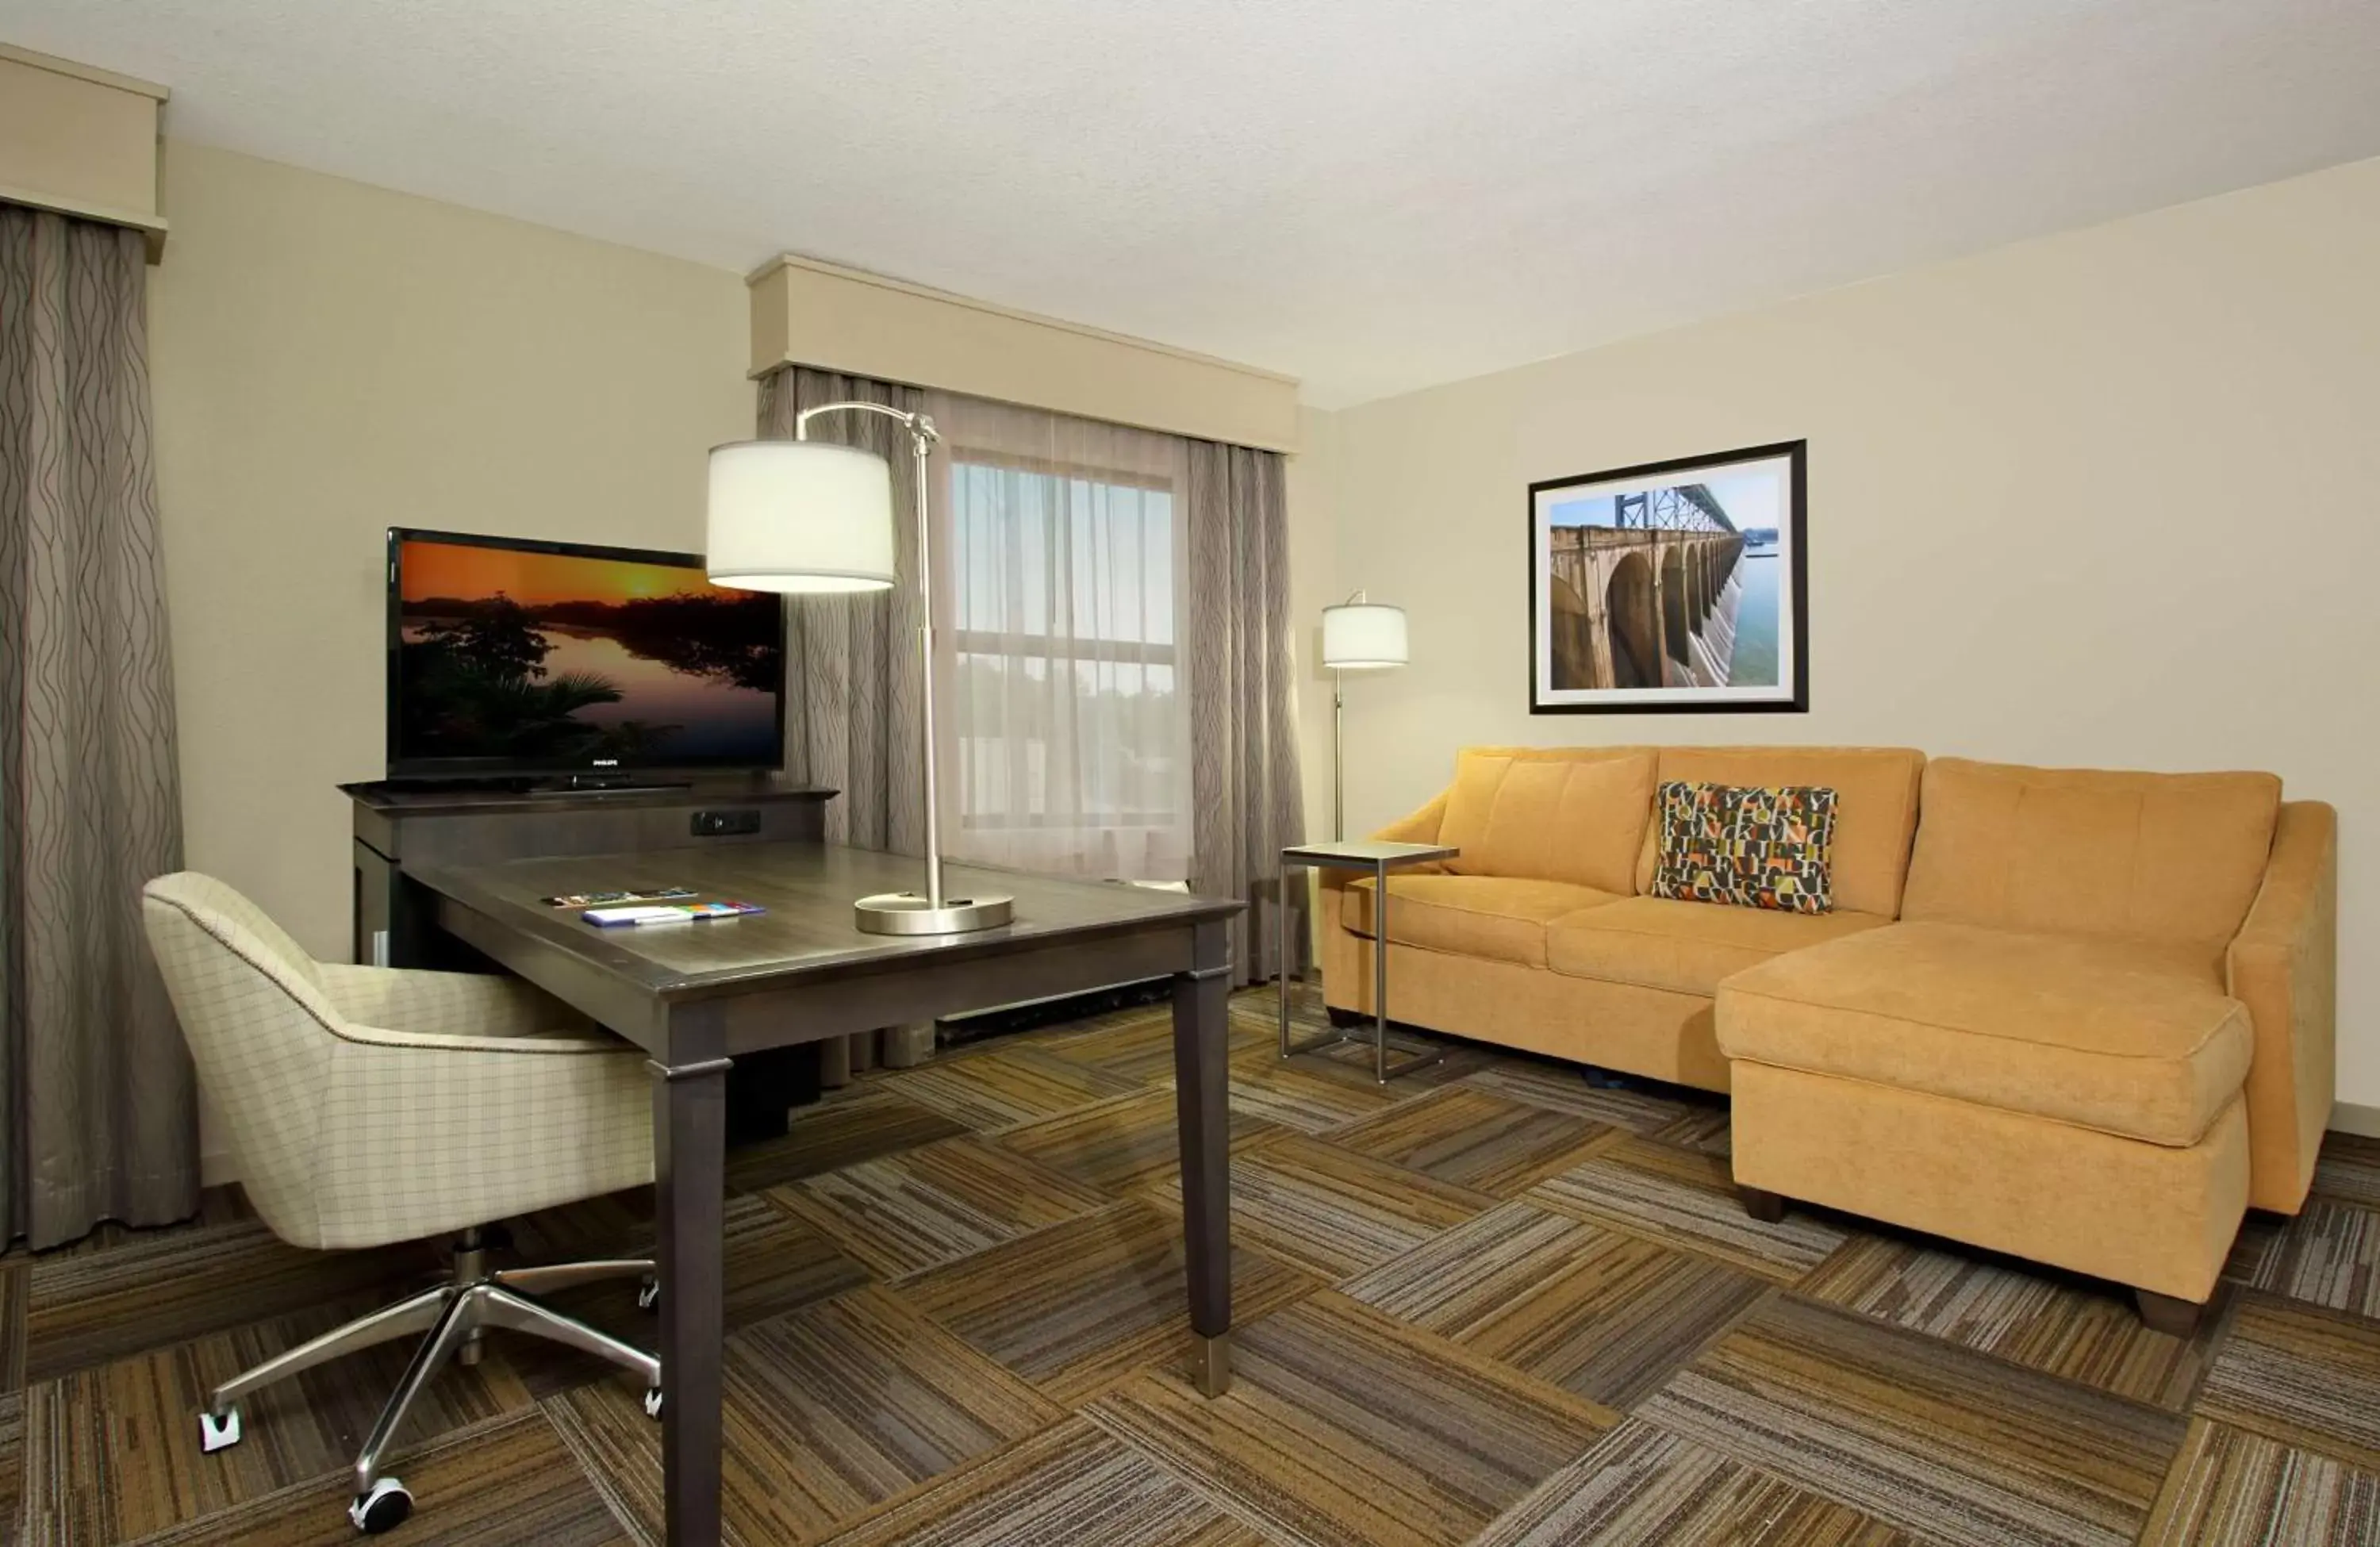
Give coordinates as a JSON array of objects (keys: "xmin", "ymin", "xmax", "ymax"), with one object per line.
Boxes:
[{"xmin": 1528, "ymin": 440, "xmax": 1806, "ymax": 714}]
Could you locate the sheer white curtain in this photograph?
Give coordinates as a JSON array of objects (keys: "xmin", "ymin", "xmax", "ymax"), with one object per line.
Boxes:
[{"xmin": 923, "ymin": 393, "xmax": 1193, "ymax": 882}]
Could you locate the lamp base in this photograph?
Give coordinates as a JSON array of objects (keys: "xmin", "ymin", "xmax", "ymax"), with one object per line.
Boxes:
[{"xmin": 853, "ymin": 891, "xmax": 1014, "ymax": 936}]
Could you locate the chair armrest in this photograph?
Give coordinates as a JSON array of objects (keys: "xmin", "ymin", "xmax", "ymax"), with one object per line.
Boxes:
[
  {"xmin": 2226, "ymin": 800, "xmax": 2338, "ymax": 1212},
  {"xmin": 316, "ymin": 963, "xmax": 593, "ymax": 1039},
  {"xmin": 1318, "ymin": 791, "xmax": 1452, "ymax": 893}
]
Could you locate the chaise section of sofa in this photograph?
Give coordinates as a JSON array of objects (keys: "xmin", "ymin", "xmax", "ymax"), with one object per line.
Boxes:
[{"xmin": 1716, "ymin": 757, "xmax": 2336, "ymax": 1324}]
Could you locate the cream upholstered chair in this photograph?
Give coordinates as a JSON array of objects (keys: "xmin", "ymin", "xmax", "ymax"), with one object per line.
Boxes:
[{"xmin": 142, "ymin": 872, "xmax": 660, "ymax": 1536}]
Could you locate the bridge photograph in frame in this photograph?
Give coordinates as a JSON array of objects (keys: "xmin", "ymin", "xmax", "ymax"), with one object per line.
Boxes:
[{"xmin": 1529, "ymin": 440, "xmax": 1808, "ymax": 714}]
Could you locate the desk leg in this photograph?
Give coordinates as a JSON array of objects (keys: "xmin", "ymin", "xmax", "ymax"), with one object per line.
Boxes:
[
  {"xmin": 651, "ymin": 1052, "xmax": 730, "ymax": 1546},
  {"xmin": 1173, "ymin": 919, "xmax": 1234, "ymax": 1397}
]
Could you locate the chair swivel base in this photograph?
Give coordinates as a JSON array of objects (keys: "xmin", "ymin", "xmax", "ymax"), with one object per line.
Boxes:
[{"xmin": 198, "ymin": 1253, "xmax": 662, "ymax": 1535}]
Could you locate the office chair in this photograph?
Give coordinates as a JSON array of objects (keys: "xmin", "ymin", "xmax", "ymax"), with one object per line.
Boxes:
[{"xmin": 142, "ymin": 873, "xmax": 662, "ymax": 1534}]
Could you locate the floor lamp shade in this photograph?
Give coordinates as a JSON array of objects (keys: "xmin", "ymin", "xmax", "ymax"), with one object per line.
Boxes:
[
  {"xmin": 1322, "ymin": 602, "xmax": 1408, "ymax": 670},
  {"xmin": 705, "ymin": 440, "xmax": 898, "ymax": 593}
]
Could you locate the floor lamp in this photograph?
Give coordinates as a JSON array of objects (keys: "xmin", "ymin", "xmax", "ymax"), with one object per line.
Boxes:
[
  {"xmin": 1319, "ymin": 593, "xmax": 1408, "ymax": 840},
  {"xmin": 707, "ymin": 405, "xmax": 1013, "ymax": 935}
]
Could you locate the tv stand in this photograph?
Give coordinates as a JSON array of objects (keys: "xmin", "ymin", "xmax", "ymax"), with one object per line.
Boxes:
[{"xmin": 342, "ymin": 774, "xmax": 839, "ymax": 1142}]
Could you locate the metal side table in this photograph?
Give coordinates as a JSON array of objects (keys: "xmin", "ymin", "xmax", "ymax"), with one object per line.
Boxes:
[{"xmin": 1279, "ymin": 839, "xmax": 1460, "ymax": 1082}]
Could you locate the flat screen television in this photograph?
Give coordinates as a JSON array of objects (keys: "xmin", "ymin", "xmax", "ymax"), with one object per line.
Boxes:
[{"xmin": 386, "ymin": 528, "xmax": 785, "ymax": 781}]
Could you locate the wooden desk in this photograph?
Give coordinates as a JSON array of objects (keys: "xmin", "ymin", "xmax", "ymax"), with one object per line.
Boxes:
[{"xmin": 407, "ymin": 842, "xmax": 1242, "ymax": 1546}]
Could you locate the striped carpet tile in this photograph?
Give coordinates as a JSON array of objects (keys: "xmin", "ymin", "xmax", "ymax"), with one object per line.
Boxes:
[
  {"xmin": 506, "ymin": 1186, "xmax": 656, "ymax": 1262},
  {"xmin": 1086, "ymin": 1292, "xmax": 1615, "ymax": 1547},
  {"xmin": 2140, "ymin": 1418, "xmax": 2380, "ymax": 1545},
  {"xmin": 893, "ymin": 1047, "xmax": 1142, "ymax": 1132},
  {"xmin": 1525, "ymin": 1138, "xmax": 1844, "ymax": 1281},
  {"xmin": 1458, "ymin": 1064, "xmax": 1696, "ymax": 1132},
  {"xmin": 2195, "ymin": 1294, "xmax": 2380, "ymax": 1468},
  {"xmin": 1322, "ymin": 1086, "xmax": 1620, "ymax": 1197},
  {"xmin": 0, "ymin": 1389, "xmax": 21, "ymax": 1539},
  {"xmin": 1450, "ymin": 1235, "xmax": 1768, "ymax": 1412},
  {"xmin": 21, "ymin": 1217, "xmax": 439, "ymax": 1385},
  {"xmin": 1473, "ymin": 1418, "xmax": 1912, "ymax": 1547},
  {"xmin": 1276, "ymin": 1035, "xmax": 1489, "ymax": 1092},
  {"xmin": 1649, "ymin": 1104, "xmax": 1733, "ymax": 1157},
  {"xmin": 117, "ymin": 1411, "xmax": 628, "ymax": 1547},
  {"xmin": 716, "ymin": 1195, "xmax": 873, "ymax": 1329},
  {"xmin": 1635, "ymin": 1294, "xmax": 2184, "ymax": 1547},
  {"xmin": 21, "ymin": 1292, "xmax": 542, "ymax": 1545},
  {"xmin": 818, "ymin": 1416, "xmax": 1265, "ymax": 1547},
  {"xmin": 1797, "ymin": 1234, "xmax": 2217, "ymax": 1409},
  {"xmin": 895, "ymin": 1200, "xmax": 1320, "ymax": 1406},
  {"xmin": 551, "ymin": 1284, "xmax": 1064, "ymax": 1545},
  {"xmin": 1342, "ymin": 1200, "xmax": 1768, "ymax": 1411},
  {"xmin": 2224, "ymin": 1214, "xmax": 2289, "ymax": 1290},
  {"xmin": 1160, "ymin": 1133, "xmax": 1495, "ymax": 1281},
  {"xmin": 723, "ymin": 1087, "xmax": 972, "ymax": 1195},
  {"xmin": 1341, "ymin": 1200, "xmax": 1595, "ymax": 1330},
  {"xmin": 1035, "ymin": 1012, "xmax": 1273, "ymax": 1088},
  {"xmin": 770, "ymin": 1136, "xmax": 1112, "ymax": 1280},
  {"xmin": 2229, "ymin": 1198, "xmax": 2380, "ymax": 1320},
  {"xmin": 1224, "ymin": 1060, "xmax": 1403, "ymax": 1134},
  {"xmin": 995, "ymin": 1089, "xmax": 1282, "ymax": 1197},
  {"xmin": 2312, "ymin": 1134, "xmax": 2380, "ymax": 1209}
]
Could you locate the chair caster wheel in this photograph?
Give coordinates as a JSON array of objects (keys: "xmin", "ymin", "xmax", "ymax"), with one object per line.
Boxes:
[
  {"xmin": 644, "ymin": 1387, "xmax": 664, "ymax": 1420},
  {"xmin": 350, "ymin": 1476, "xmax": 413, "ymax": 1534},
  {"xmin": 198, "ymin": 1407, "xmax": 242, "ymax": 1453},
  {"xmin": 636, "ymin": 1276, "xmax": 660, "ymax": 1312}
]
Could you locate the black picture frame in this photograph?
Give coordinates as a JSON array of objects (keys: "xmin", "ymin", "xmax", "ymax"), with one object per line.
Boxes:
[{"xmin": 1526, "ymin": 440, "xmax": 1808, "ymax": 715}]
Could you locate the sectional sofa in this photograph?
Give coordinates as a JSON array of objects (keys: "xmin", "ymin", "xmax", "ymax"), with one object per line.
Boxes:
[{"xmin": 1318, "ymin": 745, "xmax": 2336, "ymax": 1329}]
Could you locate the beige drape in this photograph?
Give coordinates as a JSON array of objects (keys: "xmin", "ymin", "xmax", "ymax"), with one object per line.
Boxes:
[
  {"xmin": 0, "ymin": 205, "xmax": 196, "ymax": 1247},
  {"xmin": 1185, "ymin": 441, "xmax": 1306, "ymax": 985}
]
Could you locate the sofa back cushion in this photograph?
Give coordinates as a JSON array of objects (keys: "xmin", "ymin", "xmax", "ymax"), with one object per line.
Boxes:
[
  {"xmin": 1633, "ymin": 747, "xmax": 1925, "ymax": 917},
  {"xmin": 1902, "ymin": 757, "xmax": 2281, "ymax": 951},
  {"xmin": 1440, "ymin": 746, "xmax": 1656, "ymax": 894}
]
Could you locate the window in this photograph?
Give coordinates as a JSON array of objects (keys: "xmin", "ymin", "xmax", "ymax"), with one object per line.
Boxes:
[{"xmin": 939, "ymin": 439, "xmax": 1191, "ymax": 881}]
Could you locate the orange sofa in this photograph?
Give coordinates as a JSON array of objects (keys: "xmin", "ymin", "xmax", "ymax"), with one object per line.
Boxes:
[{"xmin": 1319, "ymin": 745, "xmax": 2336, "ymax": 1326}]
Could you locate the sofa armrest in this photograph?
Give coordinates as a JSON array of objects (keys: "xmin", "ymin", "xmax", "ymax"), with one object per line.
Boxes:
[
  {"xmin": 1317, "ymin": 791, "xmax": 1451, "ymax": 894},
  {"xmin": 2226, "ymin": 800, "xmax": 2337, "ymax": 1213},
  {"xmin": 1375, "ymin": 791, "xmax": 1449, "ymax": 845}
]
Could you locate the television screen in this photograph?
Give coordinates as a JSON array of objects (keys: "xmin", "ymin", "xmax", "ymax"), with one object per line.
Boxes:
[{"xmin": 387, "ymin": 528, "xmax": 785, "ymax": 776}]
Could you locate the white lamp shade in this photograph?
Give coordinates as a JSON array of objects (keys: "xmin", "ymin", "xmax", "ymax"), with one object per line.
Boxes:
[
  {"xmin": 1322, "ymin": 601, "xmax": 1408, "ymax": 669},
  {"xmin": 706, "ymin": 440, "xmax": 898, "ymax": 593}
]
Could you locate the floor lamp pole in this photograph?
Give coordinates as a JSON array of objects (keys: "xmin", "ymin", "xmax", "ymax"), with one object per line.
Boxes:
[{"xmin": 1332, "ymin": 670, "xmax": 1345, "ymax": 842}]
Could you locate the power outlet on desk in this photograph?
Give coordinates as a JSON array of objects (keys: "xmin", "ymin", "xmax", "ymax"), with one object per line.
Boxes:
[{"xmin": 691, "ymin": 808, "xmax": 762, "ymax": 837}]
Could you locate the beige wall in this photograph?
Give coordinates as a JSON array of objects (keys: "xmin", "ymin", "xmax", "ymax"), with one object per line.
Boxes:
[
  {"xmin": 1284, "ymin": 405, "xmax": 1343, "ymax": 852},
  {"xmin": 149, "ymin": 144, "xmax": 753, "ymax": 973},
  {"xmin": 1322, "ymin": 154, "xmax": 2380, "ymax": 1104}
]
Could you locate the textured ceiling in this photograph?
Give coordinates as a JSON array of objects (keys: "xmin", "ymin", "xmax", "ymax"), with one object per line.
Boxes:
[{"xmin": 6, "ymin": 0, "xmax": 2378, "ymax": 405}]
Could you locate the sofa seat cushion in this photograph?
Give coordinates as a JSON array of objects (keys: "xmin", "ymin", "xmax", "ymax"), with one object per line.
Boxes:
[
  {"xmin": 1546, "ymin": 896, "xmax": 1893, "ymax": 998},
  {"xmin": 1343, "ymin": 875, "xmax": 1622, "ymax": 968},
  {"xmin": 1716, "ymin": 921, "xmax": 2251, "ymax": 1146}
]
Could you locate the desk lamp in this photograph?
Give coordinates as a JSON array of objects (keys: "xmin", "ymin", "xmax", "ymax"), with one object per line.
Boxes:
[{"xmin": 707, "ymin": 405, "xmax": 1012, "ymax": 935}]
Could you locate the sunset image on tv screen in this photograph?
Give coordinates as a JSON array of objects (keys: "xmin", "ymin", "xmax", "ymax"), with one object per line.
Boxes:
[{"xmin": 394, "ymin": 538, "xmax": 783, "ymax": 767}]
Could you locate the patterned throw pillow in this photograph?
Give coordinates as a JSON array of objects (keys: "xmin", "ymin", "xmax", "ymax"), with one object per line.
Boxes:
[{"xmin": 1651, "ymin": 780, "xmax": 1839, "ymax": 914}]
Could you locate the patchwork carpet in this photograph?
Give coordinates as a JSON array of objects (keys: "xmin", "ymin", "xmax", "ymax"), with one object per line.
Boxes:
[{"xmin": 6, "ymin": 990, "xmax": 2378, "ymax": 1545}]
